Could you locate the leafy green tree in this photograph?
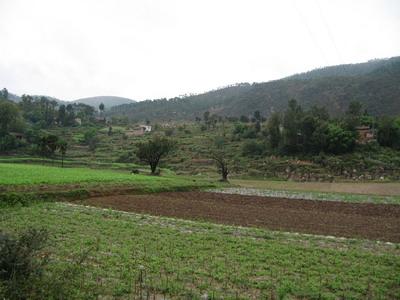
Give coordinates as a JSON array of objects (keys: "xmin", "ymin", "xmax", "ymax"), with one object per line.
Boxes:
[
  {"xmin": 377, "ymin": 117, "xmax": 400, "ymax": 149},
  {"xmin": 0, "ymin": 135, "xmax": 17, "ymax": 152},
  {"xmin": 325, "ymin": 124, "xmax": 356, "ymax": 154},
  {"xmin": 37, "ymin": 135, "xmax": 59, "ymax": 161},
  {"xmin": 99, "ymin": 103, "xmax": 105, "ymax": 115},
  {"xmin": 347, "ymin": 101, "xmax": 363, "ymax": 116},
  {"xmin": 0, "ymin": 88, "xmax": 9, "ymax": 100},
  {"xmin": 135, "ymin": 136, "xmax": 175, "ymax": 174},
  {"xmin": 345, "ymin": 101, "xmax": 363, "ymax": 130},
  {"xmin": 242, "ymin": 140, "xmax": 265, "ymax": 156},
  {"xmin": 58, "ymin": 105, "xmax": 66, "ymax": 126},
  {"xmin": 265, "ymin": 112, "xmax": 281, "ymax": 149},
  {"xmin": 309, "ymin": 106, "xmax": 329, "ymax": 121},
  {"xmin": 203, "ymin": 111, "xmax": 210, "ymax": 123},
  {"xmin": 0, "ymin": 100, "xmax": 19, "ymax": 136},
  {"xmin": 282, "ymin": 99, "xmax": 303, "ymax": 153},
  {"xmin": 233, "ymin": 123, "xmax": 246, "ymax": 135},
  {"xmin": 65, "ymin": 104, "xmax": 75, "ymax": 126},
  {"xmin": 83, "ymin": 129, "xmax": 99, "ymax": 152}
]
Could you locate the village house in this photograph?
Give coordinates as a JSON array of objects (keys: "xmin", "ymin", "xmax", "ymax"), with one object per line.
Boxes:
[
  {"xmin": 125, "ymin": 125, "xmax": 152, "ymax": 137},
  {"xmin": 9, "ymin": 132, "xmax": 25, "ymax": 141},
  {"xmin": 356, "ymin": 126, "xmax": 375, "ymax": 144}
]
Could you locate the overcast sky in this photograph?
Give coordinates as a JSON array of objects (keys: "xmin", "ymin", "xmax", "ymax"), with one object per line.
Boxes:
[{"xmin": 0, "ymin": 0, "xmax": 399, "ymax": 101}]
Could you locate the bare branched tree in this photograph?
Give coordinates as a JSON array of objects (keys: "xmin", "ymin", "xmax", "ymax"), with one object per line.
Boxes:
[{"xmin": 210, "ymin": 136, "xmax": 229, "ymax": 182}]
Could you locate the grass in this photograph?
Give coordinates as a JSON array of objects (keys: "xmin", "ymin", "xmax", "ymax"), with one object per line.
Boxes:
[
  {"xmin": 1, "ymin": 202, "xmax": 399, "ymax": 299},
  {"xmin": 0, "ymin": 163, "xmax": 217, "ymax": 192}
]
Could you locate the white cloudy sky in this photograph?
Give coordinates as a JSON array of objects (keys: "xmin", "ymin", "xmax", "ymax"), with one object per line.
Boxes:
[{"xmin": 0, "ymin": 0, "xmax": 399, "ymax": 101}]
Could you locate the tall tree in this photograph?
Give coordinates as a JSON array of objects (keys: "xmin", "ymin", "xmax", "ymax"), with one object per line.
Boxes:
[
  {"xmin": 37, "ymin": 135, "xmax": 59, "ymax": 161},
  {"xmin": 58, "ymin": 140, "xmax": 68, "ymax": 168},
  {"xmin": 253, "ymin": 110, "xmax": 262, "ymax": 122},
  {"xmin": 210, "ymin": 136, "xmax": 230, "ymax": 182},
  {"xmin": 135, "ymin": 136, "xmax": 174, "ymax": 174},
  {"xmin": 203, "ymin": 111, "xmax": 210, "ymax": 123},
  {"xmin": 0, "ymin": 88, "xmax": 8, "ymax": 100},
  {"xmin": 99, "ymin": 103, "xmax": 105, "ymax": 117},
  {"xmin": 0, "ymin": 101, "xmax": 19, "ymax": 136},
  {"xmin": 58, "ymin": 105, "xmax": 66, "ymax": 126},
  {"xmin": 377, "ymin": 117, "xmax": 400, "ymax": 149},
  {"xmin": 265, "ymin": 112, "xmax": 281, "ymax": 149},
  {"xmin": 345, "ymin": 101, "xmax": 363, "ymax": 130},
  {"xmin": 282, "ymin": 99, "xmax": 303, "ymax": 153}
]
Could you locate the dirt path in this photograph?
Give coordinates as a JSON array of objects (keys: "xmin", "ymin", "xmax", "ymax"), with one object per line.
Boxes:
[{"xmin": 82, "ymin": 192, "xmax": 400, "ymax": 242}]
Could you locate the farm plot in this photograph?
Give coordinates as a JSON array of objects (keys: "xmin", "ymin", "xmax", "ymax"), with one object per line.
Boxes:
[
  {"xmin": 209, "ymin": 187, "xmax": 400, "ymax": 204},
  {"xmin": 82, "ymin": 191, "xmax": 400, "ymax": 242},
  {"xmin": 1, "ymin": 202, "xmax": 399, "ymax": 299},
  {"xmin": 0, "ymin": 163, "xmax": 216, "ymax": 193}
]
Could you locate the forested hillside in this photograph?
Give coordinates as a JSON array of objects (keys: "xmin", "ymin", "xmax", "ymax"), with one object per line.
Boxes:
[{"xmin": 109, "ymin": 56, "xmax": 400, "ymax": 121}]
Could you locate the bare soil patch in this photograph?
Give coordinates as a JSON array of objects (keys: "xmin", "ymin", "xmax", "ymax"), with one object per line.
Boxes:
[
  {"xmin": 231, "ymin": 179, "xmax": 400, "ymax": 196},
  {"xmin": 82, "ymin": 191, "xmax": 400, "ymax": 242}
]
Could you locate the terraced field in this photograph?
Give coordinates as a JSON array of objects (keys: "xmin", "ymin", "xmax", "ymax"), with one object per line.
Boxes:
[
  {"xmin": 82, "ymin": 191, "xmax": 400, "ymax": 242},
  {"xmin": 2, "ymin": 202, "xmax": 399, "ymax": 299},
  {"xmin": 1, "ymin": 163, "xmax": 400, "ymax": 299}
]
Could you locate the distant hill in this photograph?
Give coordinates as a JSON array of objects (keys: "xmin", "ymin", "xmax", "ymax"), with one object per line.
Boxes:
[
  {"xmin": 109, "ymin": 56, "xmax": 400, "ymax": 121},
  {"xmin": 72, "ymin": 96, "xmax": 136, "ymax": 110},
  {"xmin": 7, "ymin": 94, "xmax": 136, "ymax": 109}
]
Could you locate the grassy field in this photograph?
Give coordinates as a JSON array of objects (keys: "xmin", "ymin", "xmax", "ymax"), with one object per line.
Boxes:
[
  {"xmin": 1, "ymin": 202, "xmax": 399, "ymax": 299},
  {"xmin": 0, "ymin": 163, "xmax": 217, "ymax": 192}
]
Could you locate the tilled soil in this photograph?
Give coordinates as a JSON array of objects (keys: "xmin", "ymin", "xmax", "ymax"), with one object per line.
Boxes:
[{"xmin": 82, "ymin": 191, "xmax": 400, "ymax": 242}]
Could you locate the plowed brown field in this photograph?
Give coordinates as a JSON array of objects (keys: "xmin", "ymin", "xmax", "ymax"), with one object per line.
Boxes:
[{"xmin": 82, "ymin": 192, "xmax": 400, "ymax": 242}]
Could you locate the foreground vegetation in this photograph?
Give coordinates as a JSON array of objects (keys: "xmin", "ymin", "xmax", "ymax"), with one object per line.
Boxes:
[
  {"xmin": 0, "ymin": 163, "xmax": 217, "ymax": 194},
  {"xmin": 1, "ymin": 202, "xmax": 399, "ymax": 299}
]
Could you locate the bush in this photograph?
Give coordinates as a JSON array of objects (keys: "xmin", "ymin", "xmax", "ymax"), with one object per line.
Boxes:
[
  {"xmin": 0, "ymin": 228, "xmax": 49, "ymax": 299},
  {"xmin": 164, "ymin": 128, "xmax": 174, "ymax": 136},
  {"xmin": 0, "ymin": 229, "xmax": 98, "ymax": 299},
  {"xmin": 115, "ymin": 151, "xmax": 135, "ymax": 163},
  {"xmin": 0, "ymin": 134, "xmax": 18, "ymax": 152},
  {"xmin": 242, "ymin": 140, "xmax": 265, "ymax": 156}
]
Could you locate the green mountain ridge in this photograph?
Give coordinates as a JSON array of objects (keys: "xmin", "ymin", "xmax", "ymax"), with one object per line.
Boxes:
[{"xmin": 109, "ymin": 56, "xmax": 400, "ymax": 121}]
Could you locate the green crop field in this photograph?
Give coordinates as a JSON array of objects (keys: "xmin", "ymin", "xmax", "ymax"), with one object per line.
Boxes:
[
  {"xmin": 1, "ymin": 202, "xmax": 399, "ymax": 299},
  {"xmin": 0, "ymin": 163, "xmax": 216, "ymax": 192}
]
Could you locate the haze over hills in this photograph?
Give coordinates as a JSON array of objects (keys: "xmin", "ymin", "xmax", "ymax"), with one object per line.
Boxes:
[
  {"xmin": 71, "ymin": 96, "xmax": 136, "ymax": 110},
  {"xmin": 7, "ymin": 94, "xmax": 136, "ymax": 110},
  {"xmin": 109, "ymin": 56, "xmax": 400, "ymax": 121}
]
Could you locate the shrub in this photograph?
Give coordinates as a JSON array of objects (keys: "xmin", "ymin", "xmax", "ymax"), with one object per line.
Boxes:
[
  {"xmin": 165, "ymin": 128, "xmax": 174, "ymax": 136},
  {"xmin": 116, "ymin": 151, "xmax": 135, "ymax": 163},
  {"xmin": 0, "ymin": 228, "xmax": 49, "ymax": 299},
  {"xmin": 242, "ymin": 140, "xmax": 265, "ymax": 156},
  {"xmin": 0, "ymin": 229, "xmax": 98, "ymax": 299}
]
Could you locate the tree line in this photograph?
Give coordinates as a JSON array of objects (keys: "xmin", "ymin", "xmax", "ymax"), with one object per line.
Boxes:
[{"xmin": 0, "ymin": 88, "xmax": 103, "ymax": 154}]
